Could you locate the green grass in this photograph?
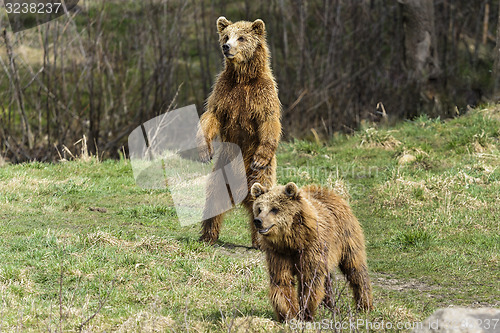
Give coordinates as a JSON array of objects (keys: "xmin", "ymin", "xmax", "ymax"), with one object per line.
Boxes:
[{"xmin": 0, "ymin": 106, "xmax": 499, "ymax": 331}]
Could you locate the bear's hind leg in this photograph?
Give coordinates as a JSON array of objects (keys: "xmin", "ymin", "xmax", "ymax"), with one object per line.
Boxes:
[
  {"xmin": 244, "ymin": 162, "xmax": 277, "ymax": 249},
  {"xmin": 242, "ymin": 196, "xmax": 260, "ymax": 249},
  {"xmin": 199, "ymin": 213, "xmax": 225, "ymax": 245},
  {"xmin": 199, "ymin": 174, "xmax": 231, "ymax": 245}
]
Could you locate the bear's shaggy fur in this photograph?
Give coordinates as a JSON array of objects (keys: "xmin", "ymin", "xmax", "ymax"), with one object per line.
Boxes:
[
  {"xmin": 251, "ymin": 182, "xmax": 373, "ymax": 321},
  {"xmin": 197, "ymin": 17, "xmax": 281, "ymax": 247}
]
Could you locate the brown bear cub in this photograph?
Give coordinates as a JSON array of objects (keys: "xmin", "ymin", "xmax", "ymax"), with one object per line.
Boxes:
[
  {"xmin": 197, "ymin": 17, "xmax": 281, "ymax": 248},
  {"xmin": 251, "ymin": 182, "xmax": 373, "ymax": 321}
]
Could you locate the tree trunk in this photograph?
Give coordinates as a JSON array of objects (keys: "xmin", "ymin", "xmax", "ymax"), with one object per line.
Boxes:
[
  {"xmin": 493, "ymin": 2, "xmax": 500, "ymax": 100},
  {"xmin": 399, "ymin": 0, "xmax": 440, "ymax": 82},
  {"xmin": 399, "ymin": 0, "xmax": 441, "ymax": 116}
]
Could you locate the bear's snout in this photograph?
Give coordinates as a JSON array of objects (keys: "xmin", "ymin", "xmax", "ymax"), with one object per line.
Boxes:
[
  {"xmin": 253, "ymin": 217, "xmax": 263, "ymax": 229},
  {"xmin": 222, "ymin": 43, "xmax": 230, "ymax": 53}
]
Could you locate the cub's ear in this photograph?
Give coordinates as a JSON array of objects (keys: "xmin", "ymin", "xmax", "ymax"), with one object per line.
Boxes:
[
  {"xmin": 217, "ymin": 16, "xmax": 232, "ymax": 33},
  {"xmin": 251, "ymin": 183, "xmax": 267, "ymax": 198},
  {"xmin": 251, "ymin": 19, "xmax": 265, "ymax": 36},
  {"xmin": 284, "ymin": 182, "xmax": 299, "ymax": 198}
]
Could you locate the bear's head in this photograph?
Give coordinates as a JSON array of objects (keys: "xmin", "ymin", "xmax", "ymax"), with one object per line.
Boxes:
[
  {"xmin": 216, "ymin": 16, "xmax": 266, "ymax": 63},
  {"xmin": 251, "ymin": 182, "xmax": 302, "ymax": 240}
]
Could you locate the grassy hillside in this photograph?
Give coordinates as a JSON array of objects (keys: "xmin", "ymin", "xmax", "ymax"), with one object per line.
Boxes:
[{"xmin": 0, "ymin": 106, "xmax": 498, "ymax": 332}]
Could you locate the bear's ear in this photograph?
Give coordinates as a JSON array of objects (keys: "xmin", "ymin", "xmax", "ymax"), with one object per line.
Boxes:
[
  {"xmin": 217, "ymin": 16, "xmax": 232, "ymax": 34},
  {"xmin": 251, "ymin": 19, "xmax": 265, "ymax": 36},
  {"xmin": 251, "ymin": 183, "xmax": 267, "ymax": 198},
  {"xmin": 284, "ymin": 182, "xmax": 299, "ymax": 198}
]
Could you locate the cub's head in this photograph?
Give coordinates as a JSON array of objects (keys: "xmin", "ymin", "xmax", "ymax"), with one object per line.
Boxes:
[
  {"xmin": 216, "ymin": 16, "xmax": 266, "ymax": 63},
  {"xmin": 251, "ymin": 182, "xmax": 302, "ymax": 240}
]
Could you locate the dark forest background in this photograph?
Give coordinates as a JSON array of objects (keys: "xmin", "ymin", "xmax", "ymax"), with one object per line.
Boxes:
[{"xmin": 1, "ymin": 0, "xmax": 500, "ymax": 162}]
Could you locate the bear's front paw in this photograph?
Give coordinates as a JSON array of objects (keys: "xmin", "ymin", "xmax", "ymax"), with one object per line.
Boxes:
[
  {"xmin": 251, "ymin": 154, "xmax": 270, "ymax": 170},
  {"xmin": 251, "ymin": 236, "xmax": 262, "ymax": 250},
  {"xmin": 198, "ymin": 144, "xmax": 214, "ymax": 163}
]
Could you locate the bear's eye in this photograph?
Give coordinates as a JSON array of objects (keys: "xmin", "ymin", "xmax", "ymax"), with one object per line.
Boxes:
[
  {"xmin": 222, "ymin": 36, "xmax": 228, "ymax": 43},
  {"xmin": 257, "ymin": 207, "xmax": 262, "ymax": 215},
  {"xmin": 270, "ymin": 207, "xmax": 279, "ymax": 214},
  {"xmin": 238, "ymin": 36, "xmax": 245, "ymax": 42}
]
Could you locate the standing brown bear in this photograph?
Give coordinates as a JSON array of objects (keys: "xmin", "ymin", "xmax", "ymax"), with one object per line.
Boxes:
[
  {"xmin": 197, "ymin": 17, "xmax": 281, "ymax": 248},
  {"xmin": 251, "ymin": 182, "xmax": 373, "ymax": 321}
]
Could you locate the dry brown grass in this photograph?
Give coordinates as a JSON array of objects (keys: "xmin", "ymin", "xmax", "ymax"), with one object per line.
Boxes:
[
  {"xmin": 0, "ymin": 176, "xmax": 51, "ymax": 193},
  {"xmin": 378, "ymin": 170, "xmax": 490, "ymax": 217},
  {"xmin": 56, "ymin": 135, "xmax": 99, "ymax": 163},
  {"xmin": 85, "ymin": 231, "xmax": 182, "ymax": 253},
  {"xmin": 115, "ymin": 311, "xmax": 175, "ymax": 333},
  {"xmin": 222, "ymin": 316, "xmax": 278, "ymax": 333},
  {"xmin": 359, "ymin": 128, "xmax": 402, "ymax": 150},
  {"xmin": 327, "ymin": 177, "xmax": 351, "ymax": 202}
]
